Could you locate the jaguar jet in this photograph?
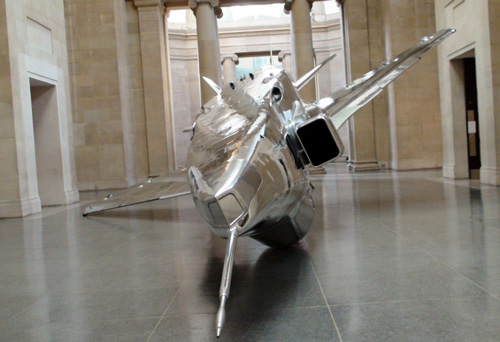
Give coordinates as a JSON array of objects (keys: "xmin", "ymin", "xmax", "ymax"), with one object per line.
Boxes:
[{"xmin": 83, "ymin": 29, "xmax": 455, "ymax": 337}]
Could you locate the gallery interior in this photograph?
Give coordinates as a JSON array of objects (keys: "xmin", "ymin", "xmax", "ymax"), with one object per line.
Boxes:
[{"xmin": 1, "ymin": 0, "xmax": 499, "ymax": 340}]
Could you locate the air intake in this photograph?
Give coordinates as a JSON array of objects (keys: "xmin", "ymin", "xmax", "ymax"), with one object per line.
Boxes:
[{"xmin": 295, "ymin": 115, "xmax": 344, "ymax": 167}]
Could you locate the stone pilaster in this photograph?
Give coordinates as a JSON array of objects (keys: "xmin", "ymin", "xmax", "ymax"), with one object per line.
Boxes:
[
  {"xmin": 0, "ymin": 1, "xmax": 23, "ymax": 217},
  {"xmin": 134, "ymin": 0, "xmax": 175, "ymax": 176},
  {"xmin": 67, "ymin": 0, "xmax": 138, "ymax": 190},
  {"xmin": 435, "ymin": 0, "xmax": 500, "ymax": 185},
  {"xmin": 481, "ymin": 1, "xmax": 500, "ymax": 185},
  {"xmin": 189, "ymin": 0, "xmax": 223, "ymax": 104},
  {"xmin": 285, "ymin": 0, "xmax": 317, "ymax": 102},
  {"xmin": 381, "ymin": 0, "xmax": 442, "ymax": 171},
  {"xmin": 221, "ymin": 54, "xmax": 239, "ymax": 84},
  {"xmin": 341, "ymin": 0, "xmax": 379, "ymax": 171}
]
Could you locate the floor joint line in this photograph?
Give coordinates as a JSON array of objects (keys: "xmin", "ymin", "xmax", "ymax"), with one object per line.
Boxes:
[
  {"xmin": 301, "ymin": 241, "xmax": 344, "ymax": 342},
  {"xmin": 373, "ymin": 216, "xmax": 500, "ymax": 303},
  {"xmin": 145, "ymin": 286, "xmax": 181, "ymax": 342}
]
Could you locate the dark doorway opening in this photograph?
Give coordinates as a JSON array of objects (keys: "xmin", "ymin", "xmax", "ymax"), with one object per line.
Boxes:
[{"xmin": 463, "ymin": 58, "xmax": 481, "ymax": 179}]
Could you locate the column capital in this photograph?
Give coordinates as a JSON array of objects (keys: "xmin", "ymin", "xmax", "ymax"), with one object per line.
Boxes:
[
  {"xmin": 134, "ymin": 0, "xmax": 163, "ymax": 8},
  {"xmin": 221, "ymin": 54, "xmax": 239, "ymax": 66},
  {"xmin": 284, "ymin": 0, "xmax": 314, "ymax": 14},
  {"xmin": 278, "ymin": 50, "xmax": 292, "ymax": 62},
  {"xmin": 189, "ymin": 0, "xmax": 223, "ymax": 18}
]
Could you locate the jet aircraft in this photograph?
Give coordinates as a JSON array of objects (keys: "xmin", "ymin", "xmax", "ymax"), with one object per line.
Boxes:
[{"xmin": 83, "ymin": 29, "xmax": 455, "ymax": 336}]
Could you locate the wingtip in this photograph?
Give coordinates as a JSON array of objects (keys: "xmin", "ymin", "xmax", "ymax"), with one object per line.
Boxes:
[{"xmin": 82, "ymin": 206, "xmax": 92, "ymax": 216}]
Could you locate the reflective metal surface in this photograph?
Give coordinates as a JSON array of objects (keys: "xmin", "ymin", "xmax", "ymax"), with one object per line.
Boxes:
[
  {"xmin": 216, "ymin": 226, "xmax": 238, "ymax": 337},
  {"xmin": 186, "ymin": 65, "xmax": 313, "ymax": 243},
  {"xmin": 83, "ymin": 30, "xmax": 455, "ymax": 336},
  {"xmin": 83, "ymin": 171, "xmax": 190, "ymax": 215},
  {"xmin": 314, "ymin": 29, "xmax": 456, "ymax": 130}
]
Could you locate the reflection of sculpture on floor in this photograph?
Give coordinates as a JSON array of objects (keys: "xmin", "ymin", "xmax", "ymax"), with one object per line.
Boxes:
[{"xmin": 83, "ymin": 29, "xmax": 455, "ymax": 337}]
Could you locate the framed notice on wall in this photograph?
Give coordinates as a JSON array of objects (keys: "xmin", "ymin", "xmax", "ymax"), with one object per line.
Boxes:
[{"xmin": 468, "ymin": 121, "xmax": 476, "ymax": 134}]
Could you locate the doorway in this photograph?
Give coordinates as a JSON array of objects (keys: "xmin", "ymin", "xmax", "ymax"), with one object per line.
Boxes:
[
  {"xmin": 463, "ymin": 58, "xmax": 481, "ymax": 179},
  {"xmin": 30, "ymin": 78, "xmax": 65, "ymax": 206}
]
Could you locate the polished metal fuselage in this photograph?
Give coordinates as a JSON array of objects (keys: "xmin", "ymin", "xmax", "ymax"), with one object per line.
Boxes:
[
  {"xmin": 84, "ymin": 30, "xmax": 456, "ymax": 248},
  {"xmin": 81, "ymin": 29, "xmax": 456, "ymax": 336},
  {"xmin": 187, "ymin": 67, "xmax": 316, "ymax": 245}
]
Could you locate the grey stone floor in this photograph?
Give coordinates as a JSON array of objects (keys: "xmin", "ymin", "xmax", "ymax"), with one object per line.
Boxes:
[{"xmin": 1, "ymin": 166, "xmax": 500, "ymax": 341}]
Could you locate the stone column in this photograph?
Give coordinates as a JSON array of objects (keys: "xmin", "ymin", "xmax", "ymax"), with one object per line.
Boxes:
[
  {"xmin": 380, "ymin": 0, "xmax": 441, "ymax": 170},
  {"xmin": 285, "ymin": 0, "xmax": 316, "ymax": 102},
  {"xmin": 134, "ymin": 0, "xmax": 175, "ymax": 176},
  {"xmin": 189, "ymin": 0, "xmax": 223, "ymax": 104},
  {"xmin": 341, "ymin": 0, "xmax": 379, "ymax": 171},
  {"xmin": 221, "ymin": 54, "xmax": 239, "ymax": 84},
  {"xmin": 278, "ymin": 51, "xmax": 293, "ymax": 76},
  {"xmin": 481, "ymin": 2, "xmax": 500, "ymax": 185}
]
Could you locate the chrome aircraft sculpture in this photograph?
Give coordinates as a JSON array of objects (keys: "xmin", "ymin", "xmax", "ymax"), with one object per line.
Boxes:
[{"xmin": 83, "ymin": 29, "xmax": 455, "ymax": 337}]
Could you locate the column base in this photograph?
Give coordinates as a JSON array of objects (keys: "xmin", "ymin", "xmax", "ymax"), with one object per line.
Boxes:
[
  {"xmin": 480, "ymin": 167, "xmax": 500, "ymax": 186},
  {"xmin": 0, "ymin": 196, "xmax": 41, "ymax": 218},
  {"xmin": 65, "ymin": 188, "xmax": 80, "ymax": 204},
  {"xmin": 443, "ymin": 163, "xmax": 469, "ymax": 179},
  {"xmin": 347, "ymin": 161, "xmax": 380, "ymax": 172},
  {"xmin": 308, "ymin": 166, "xmax": 327, "ymax": 175}
]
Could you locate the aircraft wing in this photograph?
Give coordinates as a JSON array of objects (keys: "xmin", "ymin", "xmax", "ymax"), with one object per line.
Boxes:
[
  {"xmin": 83, "ymin": 171, "xmax": 191, "ymax": 215},
  {"xmin": 315, "ymin": 29, "xmax": 455, "ymax": 130}
]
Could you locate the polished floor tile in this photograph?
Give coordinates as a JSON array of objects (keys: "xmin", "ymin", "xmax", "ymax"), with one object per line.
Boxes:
[
  {"xmin": 0, "ymin": 318, "xmax": 159, "ymax": 342},
  {"xmin": 331, "ymin": 296, "xmax": 500, "ymax": 342},
  {"xmin": 150, "ymin": 307, "xmax": 340, "ymax": 342},
  {"xmin": 1, "ymin": 166, "xmax": 500, "ymax": 341}
]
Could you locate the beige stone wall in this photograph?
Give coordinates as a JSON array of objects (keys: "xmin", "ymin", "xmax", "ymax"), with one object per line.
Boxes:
[
  {"xmin": 0, "ymin": 0, "xmax": 79, "ymax": 217},
  {"xmin": 126, "ymin": 1, "xmax": 150, "ymax": 180},
  {"xmin": 0, "ymin": 1, "xmax": 20, "ymax": 215},
  {"xmin": 342, "ymin": 0, "xmax": 379, "ymax": 170},
  {"xmin": 134, "ymin": 1, "xmax": 176, "ymax": 176},
  {"xmin": 366, "ymin": 0, "xmax": 390, "ymax": 168},
  {"xmin": 383, "ymin": 0, "xmax": 442, "ymax": 170},
  {"xmin": 435, "ymin": 0, "xmax": 500, "ymax": 185},
  {"xmin": 114, "ymin": 0, "xmax": 139, "ymax": 185},
  {"xmin": 65, "ymin": 0, "xmax": 139, "ymax": 190},
  {"xmin": 342, "ymin": 0, "xmax": 442, "ymax": 171}
]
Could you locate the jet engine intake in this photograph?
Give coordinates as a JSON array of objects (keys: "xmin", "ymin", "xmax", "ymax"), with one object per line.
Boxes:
[{"xmin": 295, "ymin": 115, "xmax": 344, "ymax": 167}]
